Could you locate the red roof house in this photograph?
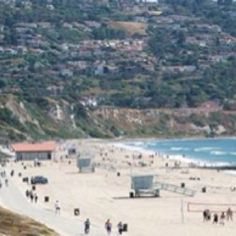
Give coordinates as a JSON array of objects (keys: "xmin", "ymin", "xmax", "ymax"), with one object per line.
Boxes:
[{"xmin": 11, "ymin": 141, "xmax": 56, "ymax": 161}]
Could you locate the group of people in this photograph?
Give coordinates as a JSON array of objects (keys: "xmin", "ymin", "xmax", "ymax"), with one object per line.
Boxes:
[
  {"xmin": 83, "ymin": 218, "xmax": 126, "ymax": 235},
  {"xmin": 25, "ymin": 189, "xmax": 38, "ymax": 203},
  {"xmin": 203, "ymin": 208, "xmax": 233, "ymax": 225}
]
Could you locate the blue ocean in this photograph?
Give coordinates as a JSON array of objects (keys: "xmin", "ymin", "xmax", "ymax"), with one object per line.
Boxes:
[{"xmin": 125, "ymin": 138, "xmax": 236, "ymax": 166}]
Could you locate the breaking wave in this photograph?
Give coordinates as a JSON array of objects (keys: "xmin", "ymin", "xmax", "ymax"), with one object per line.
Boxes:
[
  {"xmin": 194, "ymin": 147, "xmax": 217, "ymax": 152},
  {"xmin": 210, "ymin": 151, "xmax": 227, "ymax": 155},
  {"xmin": 171, "ymin": 147, "xmax": 189, "ymax": 151}
]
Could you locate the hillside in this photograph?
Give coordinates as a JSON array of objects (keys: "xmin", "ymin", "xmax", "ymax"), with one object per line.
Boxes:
[
  {"xmin": 0, "ymin": 0, "xmax": 235, "ymax": 140},
  {"xmin": 0, "ymin": 206, "xmax": 58, "ymax": 236}
]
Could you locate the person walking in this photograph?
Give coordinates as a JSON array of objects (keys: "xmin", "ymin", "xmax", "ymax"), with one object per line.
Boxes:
[
  {"xmin": 226, "ymin": 208, "xmax": 233, "ymax": 221},
  {"xmin": 84, "ymin": 218, "xmax": 90, "ymax": 234},
  {"xmin": 30, "ymin": 192, "xmax": 34, "ymax": 203},
  {"xmin": 55, "ymin": 200, "xmax": 60, "ymax": 215},
  {"xmin": 105, "ymin": 219, "xmax": 112, "ymax": 235},
  {"xmin": 220, "ymin": 212, "xmax": 225, "ymax": 225},
  {"xmin": 5, "ymin": 178, "xmax": 8, "ymax": 187},
  {"xmin": 213, "ymin": 213, "xmax": 218, "ymax": 224},
  {"xmin": 117, "ymin": 221, "xmax": 123, "ymax": 235},
  {"xmin": 203, "ymin": 209, "xmax": 211, "ymax": 222},
  {"xmin": 34, "ymin": 194, "xmax": 38, "ymax": 203}
]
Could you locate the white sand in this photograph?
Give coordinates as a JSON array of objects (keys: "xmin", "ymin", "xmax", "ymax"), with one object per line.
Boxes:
[{"xmin": 3, "ymin": 139, "xmax": 236, "ymax": 236}]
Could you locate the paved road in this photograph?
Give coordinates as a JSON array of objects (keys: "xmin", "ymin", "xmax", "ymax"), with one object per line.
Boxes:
[{"xmin": 0, "ymin": 177, "xmax": 107, "ymax": 236}]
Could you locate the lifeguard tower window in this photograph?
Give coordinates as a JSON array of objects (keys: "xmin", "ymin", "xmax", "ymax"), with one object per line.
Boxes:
[
  {"xmin": 77, "ymin": 157, "xmax": 95, "ymax": 173},
  {"xmin": 130, "ymin": 175, "xmax": 160, "ymax": 198},
  {"xmin": 132, "ymin": 175, "xmax": 154, "ymax": 190}
]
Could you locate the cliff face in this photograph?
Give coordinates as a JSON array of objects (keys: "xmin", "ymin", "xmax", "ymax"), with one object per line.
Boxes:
[
  {"xmin": 90, "ymin": 107, "xmax": 236, "ymax": 137},
  {"xmin": 0, "ymin": 95, "xmax": 235, "ymax": 142}
]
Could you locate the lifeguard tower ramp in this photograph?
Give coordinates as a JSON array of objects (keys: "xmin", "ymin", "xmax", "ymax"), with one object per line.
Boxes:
[
  {"xmin": 153, "ymin": 181, "xmax": 196, "ymax": 197},
  {"xmin": 77, "ymin": 153, "xmax": 95, "ymax": 173},
  {"xmin": 130, "ymin": 175, "xmax": 160, "ymax": 198}
]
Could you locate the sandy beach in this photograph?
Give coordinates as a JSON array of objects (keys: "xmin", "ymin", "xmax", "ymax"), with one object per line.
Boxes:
[{"xmin": 1, "ymin": 139, "xmax": 236, "ymax": 236}]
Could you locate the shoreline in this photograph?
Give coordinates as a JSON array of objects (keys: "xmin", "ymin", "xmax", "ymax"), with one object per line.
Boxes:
[
  {"xmin": 111, "ymin": 138, "xmax": 236, "ymax": 169},
  {"xmin": 111, "ymin": 135, "xmax": 236, "ymax": 143}
]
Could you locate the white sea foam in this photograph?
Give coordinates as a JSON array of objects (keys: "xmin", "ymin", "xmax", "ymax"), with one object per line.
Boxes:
[
  {"xmin": 223, "ymin": 170, "xmax": 236, "ymax": 176},
  {"xmin": 171, "ymin": 147, "xmax": 189, "ymax": 151},
  {"xmin": 210, "ymin": 151, "xmax": 227, "ymax": 155},
  {"xmin": 145, "ymin": 143, "xmax": 157, "ymax": 147},
  {"xmin": 113, "ymin": 142, "xmax": 154, "ymax": 155},
  {"xmin": 130, "ymin": 142, "xmax": 144, "ymax": 146},
  {"xmin": 114, "ymin": 138, "xmax": 236, "ymax": 167},
  {"xmin": 194, "ymin": 147, "xmax": 217, "ymax": 152}
]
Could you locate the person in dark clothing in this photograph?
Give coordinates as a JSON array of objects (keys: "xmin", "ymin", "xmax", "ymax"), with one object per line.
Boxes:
[
  {"xmin": 105, "ymin": 219, "xmax": 112, "ymax": 235},
  {"xmin": 30, "ymin": 192, "xmax": 34, "ymax": 203},
  {"xmin": 117, "ymin": 222, "xmax": 123, "ymax": 235},
  {"xmin": 203, "ymin": 209, "xmax": 211, "ymax": 222},
  {"xmin": 213, "ymin": 213, "xmax": 218, "ymax": 224},
  {"xmin": 34, "ymin": 194, "xmax": 38, "ymax": 203},
  {"xmin": 226, "ymin": 208, "xmax": 233, "ymax": 221},
  {"xmin": 26, "ymin": 189, "xmax": 29, "ymax": 198},
  {"xmin": 84, "ymin": 218, "xmax": 90, "ymax": 234}
]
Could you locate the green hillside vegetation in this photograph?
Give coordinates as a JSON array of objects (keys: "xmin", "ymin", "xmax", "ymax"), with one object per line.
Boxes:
[{"xmin": 0, "ymin": 0, "xmax": 235, "ymax": 140}]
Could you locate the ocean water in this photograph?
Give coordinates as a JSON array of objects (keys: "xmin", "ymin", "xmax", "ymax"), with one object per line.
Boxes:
[{"xmin": 125, "ymin": 138, "xmax": 236, "ymax": 166}]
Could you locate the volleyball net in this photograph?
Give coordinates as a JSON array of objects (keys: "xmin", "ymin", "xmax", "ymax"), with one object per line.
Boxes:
[{"xmin": 187, "ymin": 202, "xmax": 236, "ymax": 213}]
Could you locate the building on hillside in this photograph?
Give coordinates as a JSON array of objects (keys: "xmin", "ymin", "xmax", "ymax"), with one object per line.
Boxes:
[{"xmin": 11, "ymin": 141, "xmax": 56, "ymax": 161}]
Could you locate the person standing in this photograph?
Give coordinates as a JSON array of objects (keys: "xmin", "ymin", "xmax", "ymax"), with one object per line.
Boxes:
[
  {"xmin": 26, "ymin": 189, "xmax": 30, "ymax": 198},
  {"xmin": 55, "ymin": 200, "xmax": 60, "ymax": 215},
  {"xmin": 105, "ymin": 219, "xmax": 112, "ymax": 235},
  {"xmin": 84, "ymin": 218, "xmax": 90, "ymax": 234},
  {"xmin": 34, "ymin": 194, "xmax": 38, "ymax": 203},
  {"xmin": 117, "ymin": 221, "xmax": 123, "ymax": 235},
  {"xmin": 5, "ymin": 178, "xmax": 8, "ymax": 187}
]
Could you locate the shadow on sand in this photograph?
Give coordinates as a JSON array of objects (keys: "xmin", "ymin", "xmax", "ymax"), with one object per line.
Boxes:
[{"xmin": 113, "ymin": 196, "xmax": 160, "ymax": 200}]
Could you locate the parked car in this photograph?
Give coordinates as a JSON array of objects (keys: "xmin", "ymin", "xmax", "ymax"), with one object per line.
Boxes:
[{"xmin": 31, "ymin": 176, "xmax": 48, "ymax": 185}]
